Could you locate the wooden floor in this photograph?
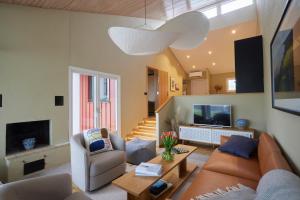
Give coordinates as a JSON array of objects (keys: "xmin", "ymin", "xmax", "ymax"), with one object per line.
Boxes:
[{"xmin": 182, "ymin": 141, "xmax": 215, "ymax": 156}]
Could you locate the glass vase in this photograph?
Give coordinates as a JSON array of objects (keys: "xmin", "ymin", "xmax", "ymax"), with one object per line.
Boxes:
[{"xmin": 162, "ymin": 147, "xmax": 174, "ymax": 161}]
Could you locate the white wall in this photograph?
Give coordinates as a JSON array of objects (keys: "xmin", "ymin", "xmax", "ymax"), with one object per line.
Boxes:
[
  {"xmin": 0, "ymin": 3, "xmax": 186, "ymax": 181},
  {"xmin": 257, "ymin": 0, "xmax": 300, "ymax": 173}
]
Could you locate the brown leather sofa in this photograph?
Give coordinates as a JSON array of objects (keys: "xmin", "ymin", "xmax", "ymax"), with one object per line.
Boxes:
[{"xmin": 179, "ymin": 133, "xmax": 292, "ymax": 200}]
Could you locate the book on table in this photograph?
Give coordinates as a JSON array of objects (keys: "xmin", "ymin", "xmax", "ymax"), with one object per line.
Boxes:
[{"xmin": 135, "ymin": 162, "xmax": 162, "ymax": 177}]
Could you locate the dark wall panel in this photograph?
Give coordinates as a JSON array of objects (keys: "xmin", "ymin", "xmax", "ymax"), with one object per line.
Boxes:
[{"xmin": 235, "ymin": 35, "xmax": 264, "ymax": 93}]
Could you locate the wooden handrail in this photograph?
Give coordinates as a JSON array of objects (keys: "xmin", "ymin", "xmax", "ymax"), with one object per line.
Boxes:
[{"xmin": 155, "ymin": 96, "xmax": 174, "ymax": 113}]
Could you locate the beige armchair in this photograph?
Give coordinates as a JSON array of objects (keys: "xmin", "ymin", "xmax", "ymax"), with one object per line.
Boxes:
[
  {"xmin": 0, "ymin": 174, "xmax": 91, "ymax": 200},
  {"xmin": 70, "ymin": 132, "xmax": 126, "ymax": 192}
]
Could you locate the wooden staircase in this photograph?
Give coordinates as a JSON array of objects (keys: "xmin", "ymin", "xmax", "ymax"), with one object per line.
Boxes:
[{"xmin": 126, "ymin": 118, "xmax": 157, "ymax": 141}]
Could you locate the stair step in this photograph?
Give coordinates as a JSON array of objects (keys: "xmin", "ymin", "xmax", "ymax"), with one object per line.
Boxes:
[
  {"xmin": 137, "ymin": 125, "xmax": 156, "ymax": 130},
  {"xmin": 126, "ymin": 118, "xmax": 157, "ymax": 142},
  {"xmin": 133, "ymin": 128, "xmax": 155, "ymax": 134},
  {"xmin": 138, "ymin": 122, "xmax": 156, "ymax": 127},
  {"xmin": 127, "ymin": 135, "xmax": 156, "ymax": 141},
  {"xmin": 133, "ymin": 131, "xmax": 155, "ymax": 137},
  {"xmin": 144, "ymin": 120, "xmax": 156, "ymax": 124}
]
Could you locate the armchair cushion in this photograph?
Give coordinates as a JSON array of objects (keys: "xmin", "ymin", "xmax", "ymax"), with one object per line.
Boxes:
[{"xmin": 90, "ymin": 150, "xmax": 125, "ymax": 177}]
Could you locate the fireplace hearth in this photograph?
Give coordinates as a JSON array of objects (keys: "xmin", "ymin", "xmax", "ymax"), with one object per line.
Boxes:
[{"xmin": 6, "ymin": 120, "xmax": 50, "ymax": 155}]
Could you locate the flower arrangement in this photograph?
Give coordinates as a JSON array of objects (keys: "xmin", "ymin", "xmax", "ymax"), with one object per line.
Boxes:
[{"xmin": 161, "ymin": 131, "xmax": 177, "ymax": 161}]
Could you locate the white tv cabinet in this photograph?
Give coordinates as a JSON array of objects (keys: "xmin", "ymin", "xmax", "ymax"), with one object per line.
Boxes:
[{"xmin": 179, "ymin": 125, "xmax": 254, "ymax": 145}]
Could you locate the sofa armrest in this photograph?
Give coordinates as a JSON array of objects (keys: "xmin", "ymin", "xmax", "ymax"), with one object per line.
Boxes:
[
  {"xmin": 70, "ymin": 134, "xmax": 89, "ymax": 192},
  {"xmin": 220, "ymin": 136, "xmax": 230, "ymax": 145},
  {"xmin": 110, "ymin": 133, "xmax": 125, "ymax": 151},
  {"xmin": 0, "ymin": 174, "xmax": 72, "ymax": 200}
]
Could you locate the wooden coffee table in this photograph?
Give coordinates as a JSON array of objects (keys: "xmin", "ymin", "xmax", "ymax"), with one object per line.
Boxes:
[{"xmin": 113, "ymin": 144, "xmax": 197, "ymax": 200}]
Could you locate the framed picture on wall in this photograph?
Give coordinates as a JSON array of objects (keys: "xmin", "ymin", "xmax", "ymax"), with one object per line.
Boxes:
[
  {"xmin": 170, "ymin": 77, "xmax": 176, "ymax": 91},
  {"xmin": 271, "ymin": 0, "xmax": 300, "ymax": 116}
]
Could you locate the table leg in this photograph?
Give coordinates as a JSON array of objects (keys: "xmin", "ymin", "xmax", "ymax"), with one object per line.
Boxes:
[
  {"xmin": 178, "ymin": 158, "xmax": 187, "ymax": 178},
  {"xmin": 127, "ymin": 191, "xmax": 151, "ymax": 200},
  {"xmin": 127, "ymin": 193, "xmax": 136, "ymax": 200}
]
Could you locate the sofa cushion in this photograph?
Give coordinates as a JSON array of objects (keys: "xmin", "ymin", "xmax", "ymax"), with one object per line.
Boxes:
[
  {"xmin": 257, "ymin": 133, "xmax": 291, "ymax": 175},
  {"xmin": 219, "ymin": 135, "xmax": 258, "ymax": 159},
  {"xmin": 203, "ymin": 149, "xmax": 261, "ymax": 181},
  {"xmin": 90, "ymin": 150, "xmax": 125, "ymax": 177},
  {"xmin": 179, "ymin": 170, "xmax": 258, "ymax": 200},
  {"xmin": 255, "ymin": 169, "xmax": 300, "ymax": 200}
]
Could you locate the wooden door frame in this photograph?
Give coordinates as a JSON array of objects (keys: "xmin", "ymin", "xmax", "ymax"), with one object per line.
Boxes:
[
  {"xmin": 146, "ymin": 66, "xmax": 159, "ymax": 117},
  {"xmin": 146, "ymin": 66, "xmax": 169, "ymax": 116}
]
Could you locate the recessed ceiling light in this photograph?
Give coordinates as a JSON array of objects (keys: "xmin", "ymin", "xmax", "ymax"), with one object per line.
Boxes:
[
  {"xmin": 231, "ymin": 29, "xmax": 236, "ymax": 34},
  {"xmin": 192, "ymin": 65, "xmax": 196, "ymax": 69},
  {"xmin": 186, "ymin": 55, "xmax": 190, "ymax": 59},
  {"xmin": 208, "ymin": 51, "xmax": 212, "ymax": 55},
  {"xmin": 212, "ymin": 62, "xmax": 216, "ymax": 66},
  {"xmin": 204, "ymin": 37, "xmax": 207, "ymax": 41}
]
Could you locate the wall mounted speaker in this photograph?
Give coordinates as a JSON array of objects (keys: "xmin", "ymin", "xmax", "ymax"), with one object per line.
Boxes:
[
  {"xmin": 55, "ymin": 96, "xmax": 64, "ymax": 106},
  {"xmin": 0, "ymin": 94, "xmax": 2, "ymax": 108}
]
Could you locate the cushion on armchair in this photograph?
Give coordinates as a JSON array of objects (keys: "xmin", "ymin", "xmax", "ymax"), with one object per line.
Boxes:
[{"xmin": 83, "ymin": 128, "xmax": 113, "ymax": 154}]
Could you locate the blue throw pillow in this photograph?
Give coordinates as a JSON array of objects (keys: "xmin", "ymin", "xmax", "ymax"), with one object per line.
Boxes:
[{"xmin": 218, "ymin": 135, "xmax": 258, "ymax": 159}]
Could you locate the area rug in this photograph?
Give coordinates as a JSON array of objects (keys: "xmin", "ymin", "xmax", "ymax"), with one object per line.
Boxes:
[{"xmin": 27, "ymin": 150, "xmax": 209, "ymax": 200}]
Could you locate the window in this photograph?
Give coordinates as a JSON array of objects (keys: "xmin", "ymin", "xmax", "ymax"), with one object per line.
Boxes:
[
  {"xmin": 227, "ymin": 78, "xmax": 236, "ymax": 92},
  {"xmin": 200, "ymin": 7, "xmax": 218, "ymax": 19},
  {"xmin": 100, "ymin": 78, "xmax": 110, "ymax": 102},
  {"xmin": 221, "ymin": 0, "xmax": 253, "ymax": 14},
  {"xmin": 87, "ymin": 76, "xmax": 94, "ymax": 102},
  {"xmin": 70, "ymin": 67, "xmax": 120, "ymax": 135}
]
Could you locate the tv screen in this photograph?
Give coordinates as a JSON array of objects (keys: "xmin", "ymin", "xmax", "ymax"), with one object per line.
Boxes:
[{"xmin": 193, "ymin": 104, "xmax": 232, "ymax": 127}]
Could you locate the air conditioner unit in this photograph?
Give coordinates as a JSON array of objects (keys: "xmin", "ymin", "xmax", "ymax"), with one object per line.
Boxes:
[{"xmin": 189, "ymin": 71, "xmax": 205, "ymax": 78}]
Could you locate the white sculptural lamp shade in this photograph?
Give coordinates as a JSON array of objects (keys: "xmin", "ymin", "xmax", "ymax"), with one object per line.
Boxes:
[
  {"xmin": 158, "ymin": 12, "xmax": 209, "ymax": 50},
  {"xmin": 108, "ymin": 11, "xmax": 209, "ymax": 55},
  {"xmin": 108, "ymin": 27, "xmax": 179, "ymax": 55}
]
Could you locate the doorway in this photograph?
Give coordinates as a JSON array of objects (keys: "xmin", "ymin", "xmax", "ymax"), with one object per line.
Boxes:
[
  {"xmin": 69, "ymin": 67, "xmax": 121, "ymax": 136},
  {"xmin": 147, "ymin": 67, "xmax": 168, "ymax": 117}
]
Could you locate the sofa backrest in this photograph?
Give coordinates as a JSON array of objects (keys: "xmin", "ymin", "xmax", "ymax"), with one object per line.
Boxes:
[{"xmin": 258, "ymin": 133, "xmax": 291, "ymax": 175}]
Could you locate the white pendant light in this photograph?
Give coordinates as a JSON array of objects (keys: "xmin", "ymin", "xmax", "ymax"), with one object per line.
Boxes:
[
  {"xmin": 158, "ymin": 11, "xmax": 209, "ymax": 50},
  {"xmin": 108, "ymin": 27, "xmax": 179, "ymax": 55},
  {"xmin": 107, "ymin": 0, "xmax": 209, "ymax": 55}
]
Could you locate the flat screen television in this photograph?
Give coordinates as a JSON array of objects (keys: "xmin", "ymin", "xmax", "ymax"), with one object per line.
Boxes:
[{"xmin": 193, "ymin": 104, "xmax": 232, "ymax": 127}]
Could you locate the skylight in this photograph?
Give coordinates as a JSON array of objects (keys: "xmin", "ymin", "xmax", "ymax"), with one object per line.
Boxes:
[
  {"xmin": 201, "ymin": 7, "xmax": 218, "ymax": 19},
  {"xmin": 221, "ymin": 0, "xmax": 253, "ymax": 14}
]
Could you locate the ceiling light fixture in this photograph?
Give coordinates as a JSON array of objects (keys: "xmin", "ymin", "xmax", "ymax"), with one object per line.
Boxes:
[
  {"xmin": 208, "ymin": 51, "xmax": 212, "ymax": 55},
  {"xmin": 108, "ymin": 0, "xmax": 209, "ymax": 55},
  {"xmin": 212, "ymin": 62, "xmax": 216, "ymax": 66},
  {"xmin": 192, "ymin": 65, "xmax": 196, "ymax": 69},
  {"xmin": 186, "ymin": 55, "xmax": 190, "ymax": 59},
  {"xmin": 231, "ymin": 29, "xmax": 236, "ymax": 34}
]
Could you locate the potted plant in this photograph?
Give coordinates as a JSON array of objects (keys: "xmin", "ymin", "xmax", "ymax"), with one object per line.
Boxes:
[{"xmin": 161, "ymin": 131, "xmax": 177, "ymax": 161}]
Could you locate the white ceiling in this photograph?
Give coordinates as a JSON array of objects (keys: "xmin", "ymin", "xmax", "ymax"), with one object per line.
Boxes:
[{"xmin": 171, "ymin": 1, "xmax": 260, "ymax": 74}]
